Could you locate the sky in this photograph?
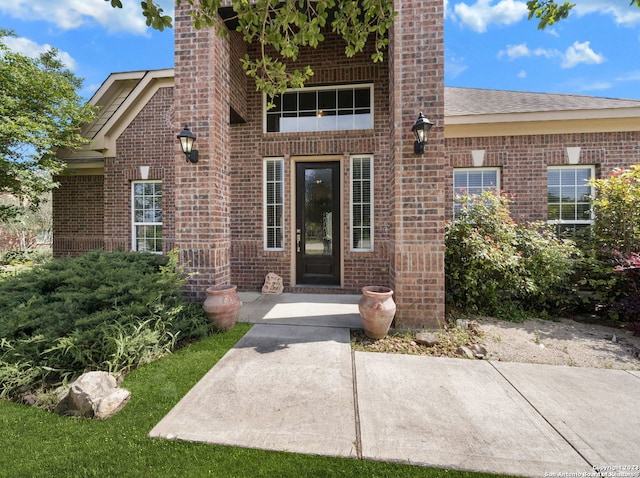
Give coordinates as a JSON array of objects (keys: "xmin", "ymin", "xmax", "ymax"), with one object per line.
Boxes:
[{"xmin": 0, "ymin": 0, "xmax": 639, "ymax": 101}]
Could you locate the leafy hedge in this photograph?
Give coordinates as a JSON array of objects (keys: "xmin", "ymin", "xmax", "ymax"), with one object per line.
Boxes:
[
  {"xmin": 445, "ymin": 192, "xmax": 580, "ymax": 319},
  {"xmin": 0, "ymin": 250, "xmax": 210, "ymax": 402}
]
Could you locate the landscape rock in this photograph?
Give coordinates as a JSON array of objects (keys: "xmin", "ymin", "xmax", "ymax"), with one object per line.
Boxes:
[
  {"xmin": 455, "ymin": 319, "xmax": 469, "ymax": 330},
  {"xmin": 415, "ymin": 332, "xmax": 441, "ymax": 347},
  {"xmin": 456, "ymin": 346, "xmax": 475, "ymax": 359},
  {"xmin": 54, "ymin": 371, "xmax": 130, "ymax": 419},
  {"xmin": 262, "ymin": 272, "xmax": 284, "ymax": 295},
  {"xmin": 470, "ymin": 344, "xmax": 488, "ymax": 355}
]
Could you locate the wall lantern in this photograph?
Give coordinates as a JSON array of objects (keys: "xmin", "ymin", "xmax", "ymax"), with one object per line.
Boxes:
[
  {"xmin": 411, "ymin": 112, "xmax": 433, "ymax": 154},
  {"xmin": 177, "ymin": 125, "xmax": 199, "ymax": 163}
]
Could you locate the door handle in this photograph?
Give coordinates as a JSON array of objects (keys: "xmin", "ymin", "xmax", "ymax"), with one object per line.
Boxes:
[{"xmin": 296, "ymin": 229, "xmax": 301, "ymax": 253}]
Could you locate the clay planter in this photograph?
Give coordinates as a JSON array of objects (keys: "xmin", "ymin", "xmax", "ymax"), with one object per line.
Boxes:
[
  {"xmin": 203, "ymin": 284, "xmax": 242, "ymax": 331},
  {"xmin": 358, "ymin": 286, "xmax": 396, "ymax": 339}
]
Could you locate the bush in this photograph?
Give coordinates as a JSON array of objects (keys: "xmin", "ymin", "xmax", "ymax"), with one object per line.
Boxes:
[
  {"xmin": 582, "ymin": 167, "xmax": 640, "ymax": 327},
  {"xmin": 0, "ymin": 248, "xmax": 52, "ymax": 266},
  {"xmin": 590, "ymin": 166, "xmax": 640, "ymax": 254},
  {"xmin": 0, "ymin": 250, "xmax": 210, "ymax": 402},
  {"xmin": 445, "ymin": 192, "xmax": 580, "ymax": 319}
]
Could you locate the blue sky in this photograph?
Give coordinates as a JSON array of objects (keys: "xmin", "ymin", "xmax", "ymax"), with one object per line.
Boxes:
[{"xmin": 1, "ymin": 0, "xmax": 639, "ymax": 100}]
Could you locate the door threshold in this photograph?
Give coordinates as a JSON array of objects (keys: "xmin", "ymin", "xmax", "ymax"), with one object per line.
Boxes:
[{"xmin": 291, "ymin": 285, "xmax": 359, "ymax": 295}]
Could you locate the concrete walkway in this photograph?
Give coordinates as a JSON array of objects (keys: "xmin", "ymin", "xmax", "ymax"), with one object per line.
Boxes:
[{"xmin": 150, "ymin": 294, "xmax": 640, "ymax": 477}]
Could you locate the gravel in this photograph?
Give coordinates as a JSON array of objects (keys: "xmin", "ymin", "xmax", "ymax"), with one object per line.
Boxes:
[{"xmin": 352, "ymin": 317, "xmax": 640, "ymax": 370}]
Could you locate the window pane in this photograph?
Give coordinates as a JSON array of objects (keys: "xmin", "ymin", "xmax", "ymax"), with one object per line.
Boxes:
[
  {"xmin": 547, "ymin": 167, "xmax": 593, "ymax": 234},
  {"xmin": 338, "ymin": 89, "xmax": 353, "ymax": 109},
  {"xmin": 266, "ymin": 86, "xmax": 372, "ymax": 133},
  {"xmin": 354, "ymin": 88, "xmax": 370, "ymax": 108},
  {"xmin": 318, "ymin": 90, "xmax": 336, "ymax": 109},
  {"xmin": 264, "ymin": 159, "xmax": 284, "ymax": 250},
  {"xmin": 453, "ymin": 169, "xmax": 500, "ymax": 217},
  {"xmin": 351, "ymin": 157, "xmax": 373, "ymax": 251},
  {"xmin": 282, "ymin": 92, "xmax": 297, "ymax": 111},
  {"xmin": 299, "ymin": 91, "xmax": 316, "ymax": 111},
  {"xmin": 133, "ymin": 181, "xmax": 162, "ymax": 253}
]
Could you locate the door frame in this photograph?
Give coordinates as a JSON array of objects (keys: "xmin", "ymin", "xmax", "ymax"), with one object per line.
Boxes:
[{"xmin": 290, "ymin": 155, "xmax": 344, "ymax": 287}]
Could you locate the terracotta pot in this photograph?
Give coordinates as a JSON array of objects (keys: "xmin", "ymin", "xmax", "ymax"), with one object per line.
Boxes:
[
  {"xmin": 358, "ymin": 286, "xmax": 396, "ymax": 339},
  {"xmin": 203, "ymin": 284, "xmax": 242, "ymax": 331}
]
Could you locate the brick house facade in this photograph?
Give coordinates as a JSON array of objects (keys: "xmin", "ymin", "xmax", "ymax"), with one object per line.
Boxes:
[{"xmin": 53, "ymin": 0, "xmax": 640, "ymax": 329}]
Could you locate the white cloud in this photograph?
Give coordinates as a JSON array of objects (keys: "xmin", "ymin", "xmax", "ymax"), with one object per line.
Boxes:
[
  {"xmin": 561, "ymin": 41, "xmax": 605, "ymax": 68},
  {"xmin": 498, "ymin": 43, "xmax": 560, "ymax": 60},
  {"xmin": 0, "ymin": 0, "xmax": 175, "ymax": 35},
  {"xmin": 517, "ymin": 70, "xmax": 527, "ymax": 78},
  {"xmin": 574, "ymin": 0, "xmax": 640, "ymax": 26},
  {"xmin": 578, "ymin": 80, "xmax": 612, "ymax": 92},
  {"xmin": 446, "ymin": 52, "xmax": 469, "ymax": 78},
  {"xmin": 2, "ymin": 36, "xmax": 77, "ymax": 70},
  {"xmin": 453, "ymin": 0, "xmax": 529, "ymax": 32},
  {"xmin": 616, "ymin": 71, "xmax": 640, "ymax": 82},
  {"xmin": 498, "ymin": 41, "xmax": 605, "ymax": 69},
  {"xmin": 498, "ymin": 43, "xmax": 530, "ymax": 59}
]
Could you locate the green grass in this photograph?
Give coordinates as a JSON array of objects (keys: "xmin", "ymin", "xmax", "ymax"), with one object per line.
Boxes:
[{"xmin": 0, "ymin": 323, "xmax": 512, "ymax": 477}]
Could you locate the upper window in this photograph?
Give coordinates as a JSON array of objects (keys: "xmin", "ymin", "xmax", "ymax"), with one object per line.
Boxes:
[
  {"xmin": 351, "ymin": 155, "xmax": 373, "ymax": 252},
  {"xmin": 547, "ymin": 166, "xmax": 594, "ymax": 235},
  {"xmin": 265, "ymin": 84, "xmax": 373, "ymax": 133},
  {"xmin": 453, "ymin": 168, "xmax": 500, "ymax": 216},
  {"xmin": 132, "ymin": 181, "xmax": 162, "ymax": 253}
]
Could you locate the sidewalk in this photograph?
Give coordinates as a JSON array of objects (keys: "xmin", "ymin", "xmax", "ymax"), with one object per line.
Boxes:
[{"xmin": 150, "ymin": 294, "xmax": 640, "ymax": 477}]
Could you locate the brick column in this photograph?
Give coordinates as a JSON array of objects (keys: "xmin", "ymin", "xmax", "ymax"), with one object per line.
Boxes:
[
  {"xmin": 389, "ymin": 0, "xmax": 446, "ymax": 328},
  {"xmin": 174, "ymin": 4, "xmax": 232, "ymax": 298}
]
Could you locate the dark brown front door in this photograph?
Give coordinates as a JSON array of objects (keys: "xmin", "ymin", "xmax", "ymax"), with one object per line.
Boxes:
[{"xmin": 296, "ymin": 162, "xmax": 341, "ymax": 285}]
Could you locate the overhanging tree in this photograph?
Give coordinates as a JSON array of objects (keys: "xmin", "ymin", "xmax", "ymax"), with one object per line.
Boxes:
[
  {"xmin": 0, "ymin": 30, "xmax": 95, "ymax": 223},
  {"xmin": 526, "ymin": 0, "xmax": 640, "ymax": 29},
  {"xmin": 107, "ymin": 0, "xmax": 396, "ymax": 100}
]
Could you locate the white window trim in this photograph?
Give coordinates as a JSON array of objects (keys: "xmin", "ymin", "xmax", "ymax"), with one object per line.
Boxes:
[
  {"xmin": 131, "ymin": 180, "xmax": 162, "ymax": 254},
  {"xmin": 453, "ymin": 167, "xmax": 501, "ymax": 192},
  {"xmin": 453, "ymin": 167, "xmax": 501, "ymax": 217},
  {"xmin": 547, "ymin": 165, "xmax": 595, "ymax": 227},
  {"xmin": 263, "ymin": 157, "xmax": 285, "ymax": 251},
  {"xmin": 263, "ymin": 83, "xmax": 374, "ymax": 134},
  {"xmin": 350, "ymin": 155, "xmax": 374, "ymax": 252}
]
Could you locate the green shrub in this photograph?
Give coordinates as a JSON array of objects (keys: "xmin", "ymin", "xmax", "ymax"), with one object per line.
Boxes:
[
  {"xmin": 590, "ymin": 166, "xmax": 640, "ymax": 254},
  {"xmin": 0, "ymin": 250, "xmax": 210, "ymax": 401},
  {"xmin": 445, "ymin": 191, "xmax": 580, "ymax": 318},
  {"xmin": 0, "ymin": 248, "xmax": 52, "ymax": 266}
]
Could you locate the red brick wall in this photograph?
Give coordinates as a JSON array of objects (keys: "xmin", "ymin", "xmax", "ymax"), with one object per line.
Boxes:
[
  {"xmin": 445, "ymin": 131, "xmax": 640, "ymax": 221},
  {"xmin": 174, "ymin": 3, "xmax": 232, "ymax": 299},
  {"xmin": 104, "ymin": 86, "xmax": 176, "ymax": 253},
  {"xmin": 53, "ymin": 86, "xmax": 175, "ymax": 258},
  {"xmin": 388, "ymin": 0, "xmax": 446, "ymax": 328},
  {"xmin": 229, "ymin": 32, "xmax": 393, "ymax": 292},
  {"xmin": 52, "ymin": 175, "xmax": 105, "ymax": 256}
]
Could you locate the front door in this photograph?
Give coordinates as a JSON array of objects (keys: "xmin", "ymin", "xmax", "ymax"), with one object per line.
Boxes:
[{"xmin": 296, "ymin": 162, "xmax": 341, "ymax": 285}]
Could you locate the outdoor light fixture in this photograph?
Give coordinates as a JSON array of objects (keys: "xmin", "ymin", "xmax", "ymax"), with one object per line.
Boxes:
[
  {"xmin": 177, "ymin": 125, "xmax": 198, "ymax": 163},
  {"xmin": 411, "ymin": 112, "xmax": 433, "ymax": 154}
]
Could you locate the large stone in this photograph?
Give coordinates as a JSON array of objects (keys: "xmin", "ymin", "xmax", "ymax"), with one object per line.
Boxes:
[
  {"xmin": 262, "ymin": 272, "xmax": 284, "ymax": 295},
  {"xmin": 415, "ymin": 332, "xmax": 441, "ymax": 347},
  {"xmin": 456, "ymin": 346, "xmax": 475, "ymax": 359},
  {"xmin": 54, "ymin": 371, "xmax": 130, "ymax": 419}
]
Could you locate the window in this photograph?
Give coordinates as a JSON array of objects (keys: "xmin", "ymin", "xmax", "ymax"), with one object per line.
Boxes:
[
  {"xmin": 453, "ymin": 168, "xmax": 500, "ymax": 215},
  {"xmin": 265, "ymin": 84, "xmax": 373, "ymax": 133},
  {"xmin": 264, "ymin": 158, "xmax": 284, "ymax": 250},
  {"xmin": 132, "ymin": 181, "xmax": 162, "ymax": 253},
  {"xmin": 547, "ymin": 166, "xmax": 594, "ymax": 235},
  {"xmin": 351, "ymin": 155, "xmax": 373, "ymax": 251}
]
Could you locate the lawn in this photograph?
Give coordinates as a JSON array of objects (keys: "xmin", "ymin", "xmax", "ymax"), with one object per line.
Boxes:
[{"xmin": 0, "ymin": 323, "xmax": 514, "ymax": 478}]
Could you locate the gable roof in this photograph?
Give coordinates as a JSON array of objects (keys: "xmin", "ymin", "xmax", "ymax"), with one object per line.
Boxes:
[
  {"xmin": 445, "ymin": 87, "xmax": 640, "ymax": 138},
  {"xmin": 60, "ymin": 69, "xmax": 174, "ymax": 165}
]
